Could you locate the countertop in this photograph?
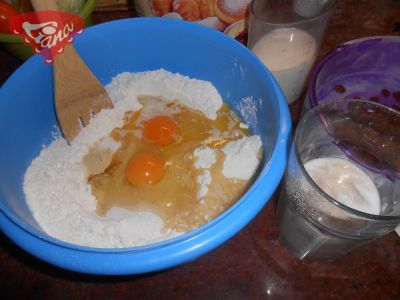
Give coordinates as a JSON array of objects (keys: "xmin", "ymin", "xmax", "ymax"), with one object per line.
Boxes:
[{"xmin": 1, "ymin": 0, "xmax": 400, "ymax": 299}]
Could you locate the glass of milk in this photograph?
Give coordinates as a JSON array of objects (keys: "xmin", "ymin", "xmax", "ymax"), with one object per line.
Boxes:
[
  {"xmin": 277, "ymin": 99, "xmax": 400, "ymax": 261},
  {"xmin": 247, "ymin": 0, "xmax": 337, "ymax": 104}
]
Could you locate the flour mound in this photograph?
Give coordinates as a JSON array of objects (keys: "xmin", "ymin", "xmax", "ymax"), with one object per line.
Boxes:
[{"xmin": 24, "ymin": 70, "xmax": 223, "ymax": 248}]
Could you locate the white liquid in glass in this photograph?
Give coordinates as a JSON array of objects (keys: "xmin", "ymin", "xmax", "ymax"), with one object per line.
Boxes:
[
  {"xmin": 252, "ymin": 28, "xmax": 317, "ymax": 103},
  {"xmin": 304, "ymin": 157, "xmax": 381, "ymax": 215}
]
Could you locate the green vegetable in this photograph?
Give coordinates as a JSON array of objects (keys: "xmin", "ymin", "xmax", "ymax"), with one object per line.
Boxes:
[
  {"xmin": 56, "ymin": 0, "xmax": 85, "ymax": 14},
  {"xmin": 3, "ymin": 0, "xmax": 86, "ymax": 14}
]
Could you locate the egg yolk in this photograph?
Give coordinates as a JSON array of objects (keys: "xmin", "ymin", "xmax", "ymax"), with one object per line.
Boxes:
[
  {"xmin": 125, "ymin": 153, "xmax": 165, "ymax": 186},
  {"xmin": 143, "ymin": 115, "xmax": 180, "ymax": 145}
]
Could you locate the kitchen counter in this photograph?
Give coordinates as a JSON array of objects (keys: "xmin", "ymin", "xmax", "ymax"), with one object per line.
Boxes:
[{"xmin": 1, "ymin": 1, "xmax": 400, "ymax": 299}]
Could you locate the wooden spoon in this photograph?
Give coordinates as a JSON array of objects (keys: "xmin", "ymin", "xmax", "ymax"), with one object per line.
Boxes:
[{"xmin": 31, "ymin": 0, "xmax": 114, "ymax": 142}]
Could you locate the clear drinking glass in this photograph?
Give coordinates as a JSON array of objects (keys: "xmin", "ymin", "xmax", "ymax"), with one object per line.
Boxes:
[
  {"xmin": 277, "ymin": 99, "xmax": 400, "ymax": 261},
  {"xmin": 247, "ymin": 0, "xmax": 337, "ymax": 104}
]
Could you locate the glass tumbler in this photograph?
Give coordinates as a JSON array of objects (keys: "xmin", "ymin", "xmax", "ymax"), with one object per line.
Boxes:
[
  {"xmin": 277, "ymin": 99, "xmax": 400, "ymax": 261},
  {"xmin": 247, "ymin": 0, "xmax": 337, "ymax": 104}
]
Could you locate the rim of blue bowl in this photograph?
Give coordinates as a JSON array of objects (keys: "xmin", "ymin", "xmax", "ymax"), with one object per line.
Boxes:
[
  {"xmin": 308, "ymin": 35, "xmax": 400, "ymax": 108},
  {"xmin": 0, "ymin": 17, "xmax": 291, "ymax": 275}
]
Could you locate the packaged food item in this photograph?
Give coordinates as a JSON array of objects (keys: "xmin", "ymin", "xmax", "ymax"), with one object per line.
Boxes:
[{"xmin": 134, "ymin": 0, "xmax": 249, "ymax": 43}]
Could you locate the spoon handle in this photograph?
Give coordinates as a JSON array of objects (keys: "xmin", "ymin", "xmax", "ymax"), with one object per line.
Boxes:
[{"xmin": 29, "ymin": 0, "xmax": 114, "ymax": 142}]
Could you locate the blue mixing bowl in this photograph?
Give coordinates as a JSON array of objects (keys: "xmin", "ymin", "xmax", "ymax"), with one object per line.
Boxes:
[{"xmin": 0, "ymin": 18, "xmax": 291, "ymax": 275}]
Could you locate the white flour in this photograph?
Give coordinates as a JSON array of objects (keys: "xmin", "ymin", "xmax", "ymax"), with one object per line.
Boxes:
[
  {"xmin": 222, "ymin": 136, "xmax": 262, "ymax": 180},
  {"xmin": 24, "ymin": 69, "xmax": 262, "ymax": 248}
]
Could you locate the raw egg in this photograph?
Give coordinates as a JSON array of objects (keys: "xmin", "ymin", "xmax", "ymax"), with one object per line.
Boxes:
[
  {"xmin": 125, "ymin": 152, "xmax": 165, "ymax": 186},
  {"xmin": 88, "ymin": 96, "xmax": 252, "ymax": 232},
  {"xmin": 143, "ymin": 115, "xmax": 180, "ymax": 145}
]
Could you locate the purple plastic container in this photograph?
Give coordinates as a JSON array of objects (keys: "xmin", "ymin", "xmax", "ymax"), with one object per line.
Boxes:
[{"xmin": 308, "ymin": 36, "xmax": 400, "ymax": 109}]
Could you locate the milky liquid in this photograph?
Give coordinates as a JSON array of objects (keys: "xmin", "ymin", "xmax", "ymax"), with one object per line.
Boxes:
[
  {"xmin": 304, "ymin": 157, "xmax": 381, "ymax": 215},
  {"xmin": 252, "ymin": 28, "xmax": 317, "ymax": 103}
]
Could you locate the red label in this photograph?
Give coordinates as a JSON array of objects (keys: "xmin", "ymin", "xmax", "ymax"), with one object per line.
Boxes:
[{"xmin": 10, "ymin": 11, "xmax": 85, "ymax": 63}]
